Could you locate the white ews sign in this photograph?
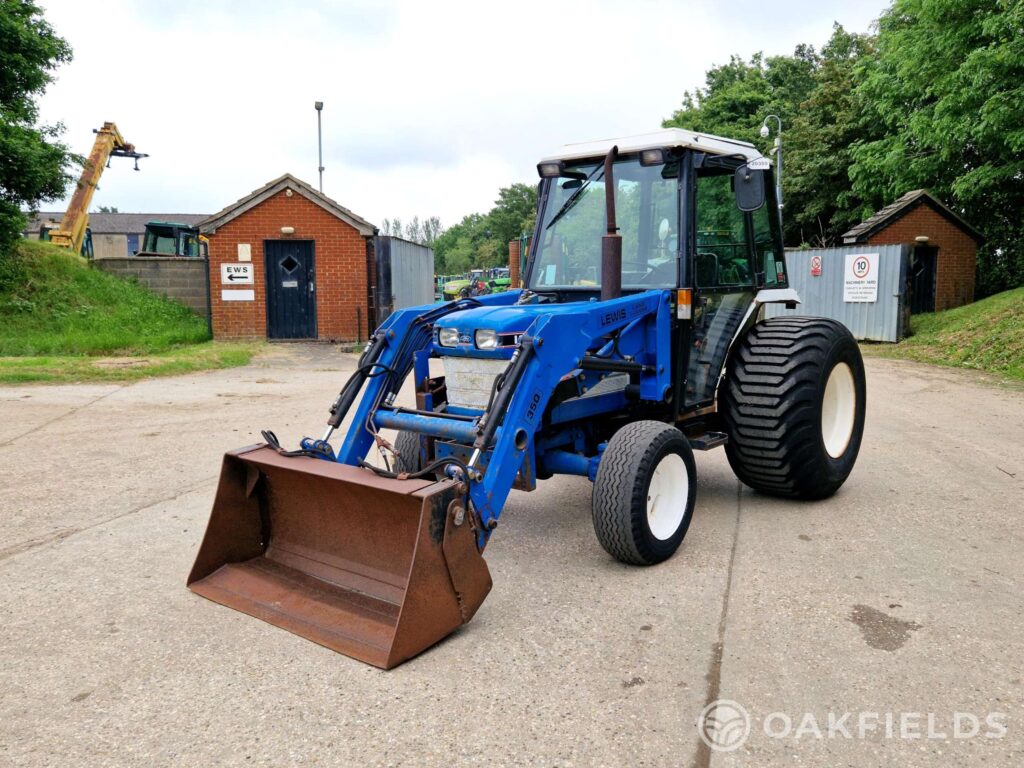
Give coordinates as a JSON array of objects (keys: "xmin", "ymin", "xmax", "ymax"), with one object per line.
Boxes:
[
  {"xmin": 220, "ymin": 263, "xmax": 254, "ymax": 285},
  {"xmin": 843, "ymin": 252, "xmax": 879, "ymax": 302}
]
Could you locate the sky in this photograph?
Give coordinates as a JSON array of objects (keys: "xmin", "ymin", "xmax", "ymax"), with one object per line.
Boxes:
[{"xmin": 36, "ymin": 0, "xmax": 888, "ymax": 229}]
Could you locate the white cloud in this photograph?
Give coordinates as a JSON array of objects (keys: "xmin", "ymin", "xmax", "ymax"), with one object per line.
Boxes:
[{"xmin": 36, "ymin": 0, "xmax": 887, "ymax": 228}]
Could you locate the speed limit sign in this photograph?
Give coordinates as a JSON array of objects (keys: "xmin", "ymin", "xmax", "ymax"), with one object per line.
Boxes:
[{"xmin": 844, "ymin": 253, "xmax": 879, "ymax": 302}]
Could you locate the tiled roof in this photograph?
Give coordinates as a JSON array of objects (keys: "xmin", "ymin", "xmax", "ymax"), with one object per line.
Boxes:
[
  {"xmin": 842, "ymin": 189, "xmax": 983, "ymax": 244},
  {"xmin": 25, "ymin": 212, "xmax": 209, "ymax": 235},
  {"xmin": 198, "ymin": 173, "xmax": 376, "ymax": 237}
]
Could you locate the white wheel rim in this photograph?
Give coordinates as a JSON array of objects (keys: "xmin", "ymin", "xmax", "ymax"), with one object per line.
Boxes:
[
  {"xmin": 821, "ymin": 362, "xmax": 856, "ymax": 459},
  {"xmin": 646, "ymin": 453, "xmax": 689, "ymax": 540}
]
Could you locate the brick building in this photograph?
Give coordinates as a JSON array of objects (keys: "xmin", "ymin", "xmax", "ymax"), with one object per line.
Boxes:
[
  {"xmin": 200, "ymin": 174, "xmax": 377, "ymax": 341},
  {"xmin": 842, "ymin": 189, "xmax": 983, "ymax": 313}
]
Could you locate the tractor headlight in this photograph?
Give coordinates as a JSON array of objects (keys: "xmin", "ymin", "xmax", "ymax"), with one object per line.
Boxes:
[
  {"xmin": 474, "ymin": 329, "xmax": 498, "ymax": 350},
  {"xmin": 438, "ymin": 327, "xmax": 460, "ymax": 347}
]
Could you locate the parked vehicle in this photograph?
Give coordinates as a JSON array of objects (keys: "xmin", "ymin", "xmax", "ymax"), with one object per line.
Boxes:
[
  {"xmin": 188, "ymin": 129, "xmax": 866, "ymax": 669},
  {"xmin": 136, "ymin": 221, "xmax": 208, "ymax": 258}
]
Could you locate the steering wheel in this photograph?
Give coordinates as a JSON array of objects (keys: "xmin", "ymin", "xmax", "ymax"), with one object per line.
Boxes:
[{"xmin": 637, "ymin": 261, "xmax": 678, "ymax": 285}]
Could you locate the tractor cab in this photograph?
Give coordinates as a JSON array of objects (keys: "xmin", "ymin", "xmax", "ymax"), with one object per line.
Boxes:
[
  {"xmin": 137, "ymin": 221, "xmax": 208, "ymax": 258},
  {"xmin": 526, "ymin": 130, "xmax": 787, "ymax": 298},
  {"xmin": 443, "ymin": 129, "xmax": 794, "ymax": 414}
]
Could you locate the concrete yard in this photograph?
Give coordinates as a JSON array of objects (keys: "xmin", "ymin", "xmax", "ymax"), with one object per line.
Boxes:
[{"xmin": 1, "ymin": 345, "xmax": 1021, "ymax": 767}]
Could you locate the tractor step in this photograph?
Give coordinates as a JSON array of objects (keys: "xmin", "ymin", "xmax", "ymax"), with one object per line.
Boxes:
[{"xmin": 689, "ymin": 431, "xmax": 728, "ymax": 451}]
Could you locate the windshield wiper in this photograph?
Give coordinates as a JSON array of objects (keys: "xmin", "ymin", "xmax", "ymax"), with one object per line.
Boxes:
[{"xmin": 545, "ymin": 164, "xmax": 605, "ymax": 231}]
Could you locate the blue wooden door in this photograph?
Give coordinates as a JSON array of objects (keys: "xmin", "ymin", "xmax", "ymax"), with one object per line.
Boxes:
[{"xmin": 264, "ymin": 240, "xmax": 316, "ymax": 339}]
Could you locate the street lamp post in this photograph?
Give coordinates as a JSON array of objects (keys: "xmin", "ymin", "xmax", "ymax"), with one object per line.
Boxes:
[
  {"xmin": 759, "ymin": 115, "xmax": 783, "ymax": 213},
  {"xmin": 315, "ymin": 101, "xmax": 324, "ymax": 193}
]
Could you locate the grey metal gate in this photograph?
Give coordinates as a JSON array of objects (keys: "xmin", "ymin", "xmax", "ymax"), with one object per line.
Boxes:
[
  {"xmin": 766, "ymin": 244, "xmax": 910, "ymax": 342},
  {"xmin": 374, "ymin": 236, "xmax": 435, "ymax": 325}
]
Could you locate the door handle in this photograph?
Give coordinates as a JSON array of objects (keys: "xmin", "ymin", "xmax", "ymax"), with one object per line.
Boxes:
[{"xmin": 309, "ymin": 282, "xmax": 315, "ymax": 293}]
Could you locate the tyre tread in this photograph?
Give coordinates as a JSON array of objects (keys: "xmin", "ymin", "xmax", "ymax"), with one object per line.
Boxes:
[{"xmin": 721, "ymin": 316, "xmax": 864, "ymax": 499}]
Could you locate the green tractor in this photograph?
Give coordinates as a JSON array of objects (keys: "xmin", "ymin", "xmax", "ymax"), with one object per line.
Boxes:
[
  {"xmin": 487, "ymin": 267, "xmax": 512, "ymax": 291},
  {"xmin": 136, "ymin": 221, "xmax": 208, "ymax": 258}
]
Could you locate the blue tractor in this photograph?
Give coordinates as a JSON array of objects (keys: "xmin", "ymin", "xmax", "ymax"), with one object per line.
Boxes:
[{"xmin": 188, "ymin": 130, "xmax": 867, "ymax": 668}]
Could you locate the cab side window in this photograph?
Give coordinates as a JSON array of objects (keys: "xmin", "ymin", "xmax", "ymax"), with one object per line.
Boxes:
[
  {"xmin": 694, "ymin": 168, "xmax": 754, "ymax": 288},
  {"xmin": 750, "ymin": 193, "xmax": 787, "ymax": 288}
]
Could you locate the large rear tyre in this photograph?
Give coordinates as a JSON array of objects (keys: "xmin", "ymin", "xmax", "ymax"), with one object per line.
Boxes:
[
  {"xmin": 592, "ymin": 421, "xmax": 697, "ymax": 565},
  {"xmin": 721, "ymin": 317, "xmax": 866, "ymax": 499}
]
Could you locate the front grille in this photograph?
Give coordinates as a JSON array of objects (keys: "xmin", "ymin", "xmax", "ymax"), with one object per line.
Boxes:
[{"xmin": 442, "ymin": 357, "xmax": 510, "ymax": 410}]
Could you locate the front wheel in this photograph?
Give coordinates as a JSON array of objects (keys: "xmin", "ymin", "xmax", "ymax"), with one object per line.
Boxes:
[
  {"xmin": 592, "ymin": 421, "xmax": 697, "ymax": 565},
  {"xmin": 721, "ymin": 317, "xmax": 866, "ymax": 499},
  {"xmin": 393, "ymin": 430, "xmax": 425, "ymax": 474}
]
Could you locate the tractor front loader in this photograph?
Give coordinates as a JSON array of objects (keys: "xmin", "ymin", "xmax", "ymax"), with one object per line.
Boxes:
[{"xmin": 189, "ymin": 129, "xmax": 867, "ymax": 668}]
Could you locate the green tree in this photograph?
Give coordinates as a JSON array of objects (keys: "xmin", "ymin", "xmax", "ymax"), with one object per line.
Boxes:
[
  {"xmin": 442, "ymin": 234, "xmax": 477, "ymax": 274},
  {"xmin": 487, "ymin": 183, "xmax": 537, "ymax": 246},
  {"xmin": 432, "ymin": 183, "xmax": 538, "ymax": 274},
  {"xmin": 432, "ymin": 212, "xmax": 488, "ymax": 274},
  {"xmin": 421, "ymin": 215, "xmax": 443, "ymax": 245},
  {"xmin": 380, "ymin": 215, "xmax": 445, "ymax": 246},
  {"xmin": 663, "ymin": 49, "xmax": 818, "ymax": 142},
  {"xmin": 663, "ymin": 47, "xmax": 820, "ymax": 244},
  {"xmin": 784, "ymin": 25, "xmax": 880, "ymax": 246},
  {"xmin": 96, "ymin": 205, "xmax": 118, "ymax": 213},
  {"xmin": 850, "ymin": 0, "xmax": 1024, "ymax": 295},
  {"xmin": 0, "ymin": 0, "xmax": 73, "ymax": 254}
]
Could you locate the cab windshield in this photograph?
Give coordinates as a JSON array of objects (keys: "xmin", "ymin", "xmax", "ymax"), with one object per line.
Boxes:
[{"xmin": 529, "ymin": 156, "xmax": 679, "ymax": 290}]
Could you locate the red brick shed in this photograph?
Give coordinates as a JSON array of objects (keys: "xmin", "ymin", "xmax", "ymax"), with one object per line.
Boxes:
[
  {"xmin": 200, "ymin": 174, "xmax": 377, "ymax": 340},
  {"xmin": 842, "ymin": 189, "xmax": 983, "ymax": 313}
]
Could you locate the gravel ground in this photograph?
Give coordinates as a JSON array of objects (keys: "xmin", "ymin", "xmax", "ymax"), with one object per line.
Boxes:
[{"xmin": 1, "ymin": 345, "xmax": 1021, "ymax": 767}]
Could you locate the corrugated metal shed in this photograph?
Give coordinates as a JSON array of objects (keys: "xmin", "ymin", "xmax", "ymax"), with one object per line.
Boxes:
[
  {"xmin": 766, "ymin": 244, "xmax": 910, "ymax": 342},
  {"xmin": 374, "ymin": 236, "xmax": 435, "ymax": 325}
]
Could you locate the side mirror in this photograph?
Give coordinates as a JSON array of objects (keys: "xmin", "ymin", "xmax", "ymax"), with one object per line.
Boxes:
[{"xmin": 734, "ymin": 165, "xmax": 766, "ymax": 212}]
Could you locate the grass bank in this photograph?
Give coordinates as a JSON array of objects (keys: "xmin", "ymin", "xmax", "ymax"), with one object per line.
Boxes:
[
  {"xmin": 0, "ymin": 239, "xmax": 258, "ymax": 383},
  {"xmin": 866, "ymin": 287, "xmax": 1023, "ymax": 380},
  {"xmin": 0, "ymin": 342, "xmax": 256, "ymax": 384}
]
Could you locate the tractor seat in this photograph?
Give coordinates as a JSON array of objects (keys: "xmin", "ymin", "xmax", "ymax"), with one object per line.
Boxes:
[{"xmin": 696, "ymin": 252, "xmax": 719, "ymax": 286}]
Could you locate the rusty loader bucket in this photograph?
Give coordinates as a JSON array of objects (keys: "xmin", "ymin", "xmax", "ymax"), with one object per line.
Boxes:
[{"xmin": 187, "ymin": 446, "xmax": 491, "ymax": 669}]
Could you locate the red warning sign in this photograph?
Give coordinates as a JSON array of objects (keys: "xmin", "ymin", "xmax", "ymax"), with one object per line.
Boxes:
[{"xmin": 810, "ymin": 254, "xmax": 822, "ymax": 277}]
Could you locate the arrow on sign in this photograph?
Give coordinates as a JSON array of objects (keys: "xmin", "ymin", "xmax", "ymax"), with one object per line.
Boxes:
[{"xmin": 227, "ymin": 273, "xmax": 248, "ymax": 281}]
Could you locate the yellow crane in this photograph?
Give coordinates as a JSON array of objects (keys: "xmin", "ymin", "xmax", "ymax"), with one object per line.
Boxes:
[{"xmin": 49, "ymin": 122, "xmax": 147, "ymax": 255}]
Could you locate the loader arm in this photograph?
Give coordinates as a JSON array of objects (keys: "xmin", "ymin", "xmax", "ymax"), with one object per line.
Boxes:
[
  {"xmin": 462, "ymin": 290, "xmax": 671, "ymax": 533},
  {"xmin": 330, "ymin": 290, "xmax": 523, "ymax": 464},
  {"xmin": 323, "ymin": 289, "xmax": 672, "ymax": 545},
  {"xmin": 50, "ymin": 122, "xmax": 147, "ymax": 254}
]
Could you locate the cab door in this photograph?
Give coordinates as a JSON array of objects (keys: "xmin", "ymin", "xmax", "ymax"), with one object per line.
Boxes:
[{"xmin": 684, "ymin": 156, "xmax": 758, "ymax": 408}]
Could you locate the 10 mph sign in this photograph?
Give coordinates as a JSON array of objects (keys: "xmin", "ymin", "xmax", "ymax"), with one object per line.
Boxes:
[{"xmin": 843, "ymin": 253, "xmax": 878, "ymax": 302}]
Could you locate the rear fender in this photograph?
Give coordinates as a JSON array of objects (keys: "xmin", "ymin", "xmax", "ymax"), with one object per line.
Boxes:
[{"xmin": 711, "ymin": 287, "xmax": 802, "ymax": 404}]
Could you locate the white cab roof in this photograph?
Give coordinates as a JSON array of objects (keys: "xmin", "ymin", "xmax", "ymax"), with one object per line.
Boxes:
[{"xmin": 540, "ymin": 128, "xmax": 765, "ymax": 164}]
